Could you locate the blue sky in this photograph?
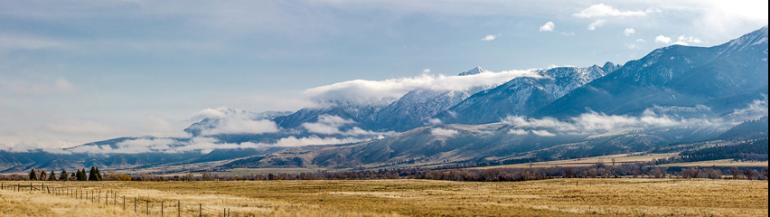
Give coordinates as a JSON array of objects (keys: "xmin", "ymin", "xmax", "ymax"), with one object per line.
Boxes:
[{"xmin": 0, "ymin": 0, "xmax": 767, "ymax": 149}]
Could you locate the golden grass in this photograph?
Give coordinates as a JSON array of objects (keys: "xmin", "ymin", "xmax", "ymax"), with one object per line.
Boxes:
[{"xmin": 1, "ymin": 178, "xmax": 767, "ymax": 217}]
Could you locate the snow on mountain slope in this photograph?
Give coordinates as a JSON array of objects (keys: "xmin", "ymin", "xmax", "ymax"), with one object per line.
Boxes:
[
  {"xmin": 536, "ymin": 26, "xmax": 768, "ymax": 118},
  {"xmin": 371, "ymin": 89, "xmax": 472, "ymax": 131},
  {"xmin": 276, "ymin": 67, "xmax": 514, "ymax": 132},
  {"xmin": 437, "ymin": 64, "xmax": 615, "ymax": 124}
]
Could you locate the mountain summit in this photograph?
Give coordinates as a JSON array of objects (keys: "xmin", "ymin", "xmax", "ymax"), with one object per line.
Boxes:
[
  {"xmin": 458, "ymin": 66, "xmax": 487, "ymax": 76},
  {"xmin": 536, "ymin": 26, "xmax": 769, "ymax": 118},
  {"xmin": 438, "ymin": 64, "xmax": 611, "ymax": 124}
]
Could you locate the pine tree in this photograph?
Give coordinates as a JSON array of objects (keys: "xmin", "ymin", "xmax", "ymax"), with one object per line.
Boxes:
[
  {"xmin": 40, "ymin": 170, "xmax": 48, "ymax": 181},
  {"xmin": 29, "ymin": 169, "xmax": 38, "ymax": 180},
  {"xmin": 79, "ymin": 169, "xmax": 87, "ymax": 181},
  {"xmin": 94, "ymin": 167, "xmax": 103, "ymax": 181},
  {"xmin": 48, "ymin": 170, "xmax": 57, "ymax": 181},
  {"xmin": 59, "ymin": 170, "xmax": 68, "ymax": 181},
  {"xmin": 88, "ymin": 167, "xmax": 98, "ymax": 181}
]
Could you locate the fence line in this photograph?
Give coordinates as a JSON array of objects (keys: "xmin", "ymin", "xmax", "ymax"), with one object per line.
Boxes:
[{"xmin": 0, "ymin": 181, "xmax": 222, "ymax": 217}]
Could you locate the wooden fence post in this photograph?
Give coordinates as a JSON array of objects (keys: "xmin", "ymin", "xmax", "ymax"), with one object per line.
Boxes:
[
  {"xmin": 161, "ymin": 201, "xmax": 165, "ymax": 217},
  {"xmin": 199, "ymin": 204, "xmax": 202, "ymax": 217},
  {"xmin": 134, "ymin": 197, "xmax": 137, "ymax": 213},
  {"xmin": 146, "ymin": 200, "xmax": 150, "ymax": 215},
  {"xmin": 178, "ymin": 200, "xmax": 181, "ymax": 217}
]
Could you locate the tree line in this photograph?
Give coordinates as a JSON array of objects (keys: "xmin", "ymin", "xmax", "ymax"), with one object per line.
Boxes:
[
  {"xmin": 5, "ymin": 163, "xmax": 767, "ymax": 182},
  {"xmin": 26, "ymin": 166, "xmax": 103, "ymax": 181}
]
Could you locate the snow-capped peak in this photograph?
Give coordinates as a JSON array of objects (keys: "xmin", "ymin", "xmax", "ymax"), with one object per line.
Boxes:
[{"xmin": 458, "ymin": 66, "xmax": 487, "ymax": 76}]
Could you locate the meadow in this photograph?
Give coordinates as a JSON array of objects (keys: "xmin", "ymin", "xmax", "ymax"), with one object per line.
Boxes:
[{"xmin": 0, "ymin": 178, "xmax": 767, "ymax": 217}]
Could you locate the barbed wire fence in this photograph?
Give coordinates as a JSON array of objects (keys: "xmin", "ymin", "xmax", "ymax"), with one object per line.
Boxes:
[{"xmin": 0, "ymin": 181, "xmax": 238, "ymax": 217}]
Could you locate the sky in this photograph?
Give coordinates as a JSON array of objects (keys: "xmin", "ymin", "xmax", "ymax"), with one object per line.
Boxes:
[{"xmin": 0, "ymin": 0, "xmax": 768, "ymax": 150}]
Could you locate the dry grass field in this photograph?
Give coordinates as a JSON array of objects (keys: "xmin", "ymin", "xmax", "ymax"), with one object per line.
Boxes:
[{"xmin": 1, "ymin": 179, "xmax": 767, "ymax": 217}]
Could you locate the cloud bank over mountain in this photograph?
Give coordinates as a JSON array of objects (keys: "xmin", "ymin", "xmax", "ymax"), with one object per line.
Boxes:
[{"xmin": 304, "ymin": 69, "xmax": 541, "ymax": 106}]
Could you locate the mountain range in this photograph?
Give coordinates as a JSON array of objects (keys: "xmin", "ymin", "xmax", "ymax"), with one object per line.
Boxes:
[{"xmin": 1, "ymin": 26, "xmax": 767, "ymax": 173}]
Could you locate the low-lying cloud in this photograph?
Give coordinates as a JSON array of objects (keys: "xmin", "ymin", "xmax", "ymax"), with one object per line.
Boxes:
[
  {"xmin": 65, "ymin": 135, "xmax": 366, "ymax": 154},
  {"xmin": 302, "ymin": 115, "xmax": 355, "ymax": 135},
  {"xmin": 202, "ymin": 119, "xmax": 279, "ymax": 135},
  {"xmin": 301, "ymin": 115, "xmax": 383, "ymax": 136},
  {"xmin": 503, "ymin": 111, "xmax": 707, "ymax": 137},
  {"xmin": 502, "ymin": 101, "xmax": 767, "ymax": 137},
  {"xmin": 193, "ymin": 107, "xmax": 280, "ymax": 135},
  {"xmin": 430, "ymin": 128, "xmax": 459, "ymax": 138},
  {"xmin": 304, "ymin": 69, "xmax": 541, "ymax": 105}
]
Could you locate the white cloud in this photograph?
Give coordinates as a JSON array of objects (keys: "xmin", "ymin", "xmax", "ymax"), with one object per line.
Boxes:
[
  {"xmin": 539, "ymin": 21, "xmax": 555, "ymax": 32},
  {"xmin": 481, "ymin": 34, "xmax": 497, "ymax": 41},
  {"xmin": 673, "ymin": 35, "xmax": 703, "ymax": 45},
  {"xmin": 274, "ymin": 136, "xmax": 362, "ymax": 147},
  {"xmin": 728, "ymin": 98, "xmax": 768, "ymax": 122},
  {"xmin": 205, "ymin": 119, "xmax": 279, "ymax": 135},
  {"xmin": 678, "ymin": 0, "xmax": 768, "ymax": 36},
  {"xmin": 66, "ymin": 137, "xmax": 180, "ymax": 154},
  {"xmin": 624, "ymin": 28, "xmax": 636, "ymax": 36},
  {"xmin": 422, "ymin": 68, "xmax": 431, "ymax": 73},
  {"xmin": 196, "ymin": 107, "xmax": 231, "ymax": 119},
  {"xmin": 501, "ymin": 100, "xmax": 769, "ymax": 138},
  {"xmin": 508, "ymin": 129, "xmax": 529, "ymax": 136},
  {"xmin": 299, "ymin": 115, "xmax": 384, "ymax": 136},
  {"xmin": 194, "ymin": 107, "xmax": 280, "ymax": 135},
  {"xmin": 655, "ymin": 35, "xmax": 672, "ymax": 44},
  {"xmin": 507, "ymin": 128, "xmax": 556, "ymax": 137},
  {"xmin": 654, "ymin": 34, "xmax": 703, "ymax": 45},
  {"xmin": 530, "ymin": 130, "xmax": 556, "ymax": 137},
  {"xmin": 302, "ymin": 115, "xmax": 354, "ymax": 135},
  {"xmin": 574, "ymin": 3, "xmax": 649, "ymax": 18},
  {"xmin": 304, "ymin": 69, "xmax": 541, "ymax": 105},
  {"xmin": 64, "ymin": 134, "xmax": 365, "ymax": 154},
  {"xmin": 501, "ymin": 112, "xmax": 686, "ymax": 137},
  {"xmin": 587, "ymin": 19, "xmax": 606, "ymax": 31},
  {"xmin": 431, "ymin": 128, "xmax": 459, "ymax": 138}
]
